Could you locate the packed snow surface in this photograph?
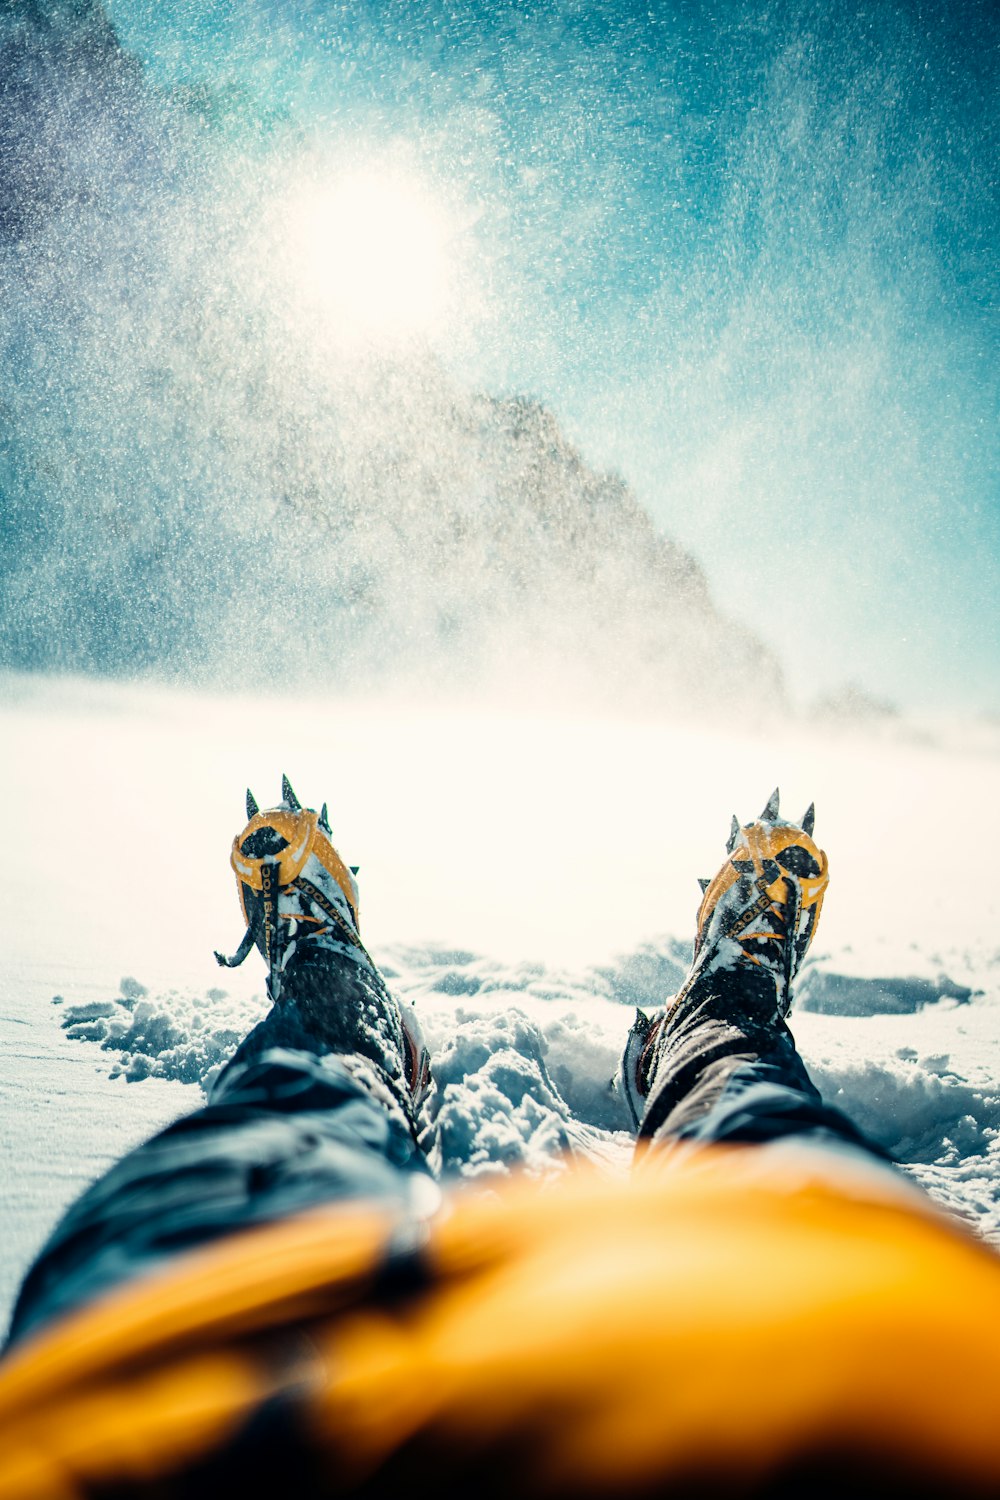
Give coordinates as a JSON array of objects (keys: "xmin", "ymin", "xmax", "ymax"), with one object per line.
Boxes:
[{"xmin": 2, "ymin": 674, "xmax": 999, "ymax": 1332}]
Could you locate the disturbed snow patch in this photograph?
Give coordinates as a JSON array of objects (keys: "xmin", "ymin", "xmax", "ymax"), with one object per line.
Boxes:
[
  {"xmin": 54, "ymin": 940, "xmax": 1000, "ymax": 1223},
  {"xmin": 798, "ymin": 967, "xmax": 975, "ymax": 1015},
  {"xmin": 808, "ymin": 1052, "xmax": 1000, "ymax": 1163},
  {"xmin": 57, "ymin": 979, "xmax": 268, "ymax": 1091},
  {"xmin": 55, "ymin": 947, "xmax": 641, "ymax": 1180},
  {"xmin": 808, "ymin": 1050, "xmax": 1000, "ymax": 1242},
  {"xmin": 425, "ymin": 1008, "xmax": 579, "ymax": 1178},
  {"xmin": 798, "ymin": 939, "xmax": 980, "ymax": 1015}
]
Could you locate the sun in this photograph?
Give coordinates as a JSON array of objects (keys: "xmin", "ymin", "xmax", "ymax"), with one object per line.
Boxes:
[{"xmin": 288, "ymin": 168, "xmax": 455, "ymax": 348}]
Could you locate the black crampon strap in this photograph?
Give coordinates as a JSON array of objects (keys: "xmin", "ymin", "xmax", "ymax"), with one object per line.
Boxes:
[
  {"xmin": 214, "ymin": 901, "xmax": 263, "ymax": 969},
  {"xmin": 212, "ymin": 858, "xmax": 283, "ymax": 995},
  {"xmin": 260, "ymin": 858, "xmax": 283, "ymax": 1002},
  {"xmin": 779, "ymin": 876, "xmax": 802, "ymax": 1014},
  {"xmin": 294, "ymin": 875, "xmax": 370, "ymax": 961},
  {"xmin": 213, "ymin": 865, "xmax": 370, "ymax": 1001}
]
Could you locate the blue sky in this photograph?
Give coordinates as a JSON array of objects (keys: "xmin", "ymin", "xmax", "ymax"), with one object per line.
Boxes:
[{"xmin": 106, "ymin": 0, "xmax": 998, "ymax": 714}]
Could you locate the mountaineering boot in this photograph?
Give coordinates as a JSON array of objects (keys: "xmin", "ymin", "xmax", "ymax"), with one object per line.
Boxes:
[
  {"xmin": 215, "ymin": 775, "xmax": 432, "ymax": 1118},
  {"xmin": 617, "ymin": 789, "xmax": 829, "ymax": 1132}
]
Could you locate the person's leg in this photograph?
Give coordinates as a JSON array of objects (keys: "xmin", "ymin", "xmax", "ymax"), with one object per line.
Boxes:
[
  {"xmin": 620, "ymin": 790, "xmax": 889, "ymax": 1165},
  {"xmin": 634, "ymin": 964, "xmax": 884, "ymax": 1157},
  {"xmin": 6, "ymin": 781, "xmax": 437, "ymax": 1348}
]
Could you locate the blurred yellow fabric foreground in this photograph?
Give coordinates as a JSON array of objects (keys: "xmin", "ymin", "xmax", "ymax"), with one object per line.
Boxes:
[{"xmin": 2, "ymin": 1146, "xmax": 999, "ymax": 1498}]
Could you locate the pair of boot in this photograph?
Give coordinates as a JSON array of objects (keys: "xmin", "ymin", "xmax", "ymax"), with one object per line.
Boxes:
[{"xmin": 216, "ymin": 779, "xmax": 828, "ymax": 1132}]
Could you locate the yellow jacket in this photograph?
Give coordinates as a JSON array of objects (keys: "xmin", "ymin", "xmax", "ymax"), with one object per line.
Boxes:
[{"xmin": 2, "ymin": 1144, "xmax": 999, "ymax": 1498}]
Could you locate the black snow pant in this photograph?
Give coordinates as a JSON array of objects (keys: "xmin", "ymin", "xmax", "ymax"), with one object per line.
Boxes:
[
  {"xmin": 638, "ymin": 964, "xmax": 885, "ymax": 1157},
  {"xmin": 6, "ymin": 959, "xmax": 887, "ymax": 1349}
]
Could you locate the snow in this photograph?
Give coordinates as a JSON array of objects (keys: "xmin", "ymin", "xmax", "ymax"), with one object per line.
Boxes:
[{"xmin": 2, "ymin": 671, "xmax": 999, "ymax": 1333}]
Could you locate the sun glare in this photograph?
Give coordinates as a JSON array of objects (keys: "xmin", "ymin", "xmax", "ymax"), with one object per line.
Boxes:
[{"xmin": 289, "ymin": 169, "xmax": 455, "ymax": 348}]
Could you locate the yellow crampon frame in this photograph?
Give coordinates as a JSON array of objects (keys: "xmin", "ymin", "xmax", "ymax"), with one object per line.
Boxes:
[
  {"xmin": 695, "ymin": 819, "xmax": 829, "ymax": 963},
  {"xmin": 230, "ymin": 807, "xmax": 361, "ymax": 931}
]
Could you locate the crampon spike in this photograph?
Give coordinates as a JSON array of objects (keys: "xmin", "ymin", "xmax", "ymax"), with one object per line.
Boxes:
[
  {"xmin": 246, "ymin": 788, "xmax": 259, "ymax": 820},
  {"xmin": 350, "ymin": 865, "xmax": 360, "ymax": 876},
  {"xmin": 281, "ymin": 774, "xmax": 302, "ymax": 811},
  {"xmin": 726, "ymin": 815, "xmax": 740, "ymax": 853},
  {"xmin": 801, "ymin": 802, "xmax": 816, "ymax": 837},
  {"xmin": 319, "ymin": 802, "xmax": 331, "ymax": 833},
  {"xmin": 698, "ymin": 876, "xmax": 710, "ymax": 894},
  {"xmin": 761, "ymin": 787, "xmax": 780, "ymax": 821}
]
